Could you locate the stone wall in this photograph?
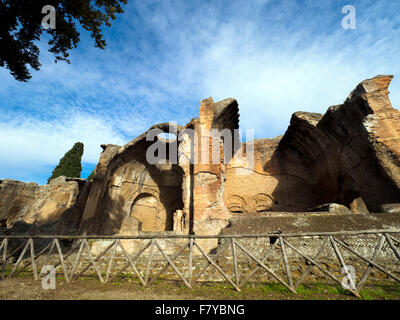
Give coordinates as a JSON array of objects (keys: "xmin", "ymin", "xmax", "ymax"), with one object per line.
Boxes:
[
  {"xmin": 222, "ymin": 212, "xmax": 400, "ymax": 234},
  {"xmin": 0, "ymin": 176, "xmax": 89, "ymax": 234},
  {"xmin": 225, "ymin": 75, "xmax": 400, "ymax": 213},
  {"xmin": 1, "ymin": 75, "xmax": 400, "ymax": 248},
  {"xmin": 79, "ymin": 127, "xmax": 185, "ymax": 236}
]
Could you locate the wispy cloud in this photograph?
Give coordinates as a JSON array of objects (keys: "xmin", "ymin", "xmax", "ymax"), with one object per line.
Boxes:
[
  {"xmin": 1, "ymin": 0, "xmax": 399, "ymax": 184},
  {"xmin": 0, "ymin": 111, "xmax": 126, "ymax": 184}
]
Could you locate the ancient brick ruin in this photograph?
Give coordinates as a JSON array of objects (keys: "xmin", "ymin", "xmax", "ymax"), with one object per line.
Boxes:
[{"xmin": 1, "ymin": 75, "xmax": 400, "ymax": 244}]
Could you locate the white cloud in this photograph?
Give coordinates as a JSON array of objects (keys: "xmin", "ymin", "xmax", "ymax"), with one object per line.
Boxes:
[
  {"xmin": 0, "ymin": 112, "xmax": 127, "ymax": 181},
  {"xmin": 1, "ymin": 0, "xmax": 400, "ymax": 183},
  {"xmin": 140, "ymin": 0, "xmax": 400, "ymax": 137}
]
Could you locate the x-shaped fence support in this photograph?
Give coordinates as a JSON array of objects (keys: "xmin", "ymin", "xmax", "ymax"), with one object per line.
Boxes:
[{"xmin": 0, "ymin": 232, "xmax": 399, "ymax": 299}]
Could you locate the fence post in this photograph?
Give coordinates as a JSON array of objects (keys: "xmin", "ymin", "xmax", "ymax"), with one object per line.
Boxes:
[
  {"xmin": 279, "ymin": 235, "xmax": 293, "ymax": 290},
  {"xmin": 1, "ymin": 239, "xmax": 7, "ymax": 279},
  {"xmin": 188, "ymin": 238, "xmax": 194, "ymax": 286},
  {"xmin": 231, "ymin": 238, "xmax": 239, "ymax": 286}
]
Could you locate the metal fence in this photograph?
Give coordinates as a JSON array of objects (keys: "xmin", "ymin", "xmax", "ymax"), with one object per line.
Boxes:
[{"xmin": 0, "ymin": 229, "xmax": 399, "ymax": 298}]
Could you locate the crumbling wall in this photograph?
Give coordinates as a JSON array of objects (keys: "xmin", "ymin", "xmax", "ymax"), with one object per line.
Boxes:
[
  {"xmin": 2, "ymin": 75, "xmax": 400, "ymax": 251},
  {"xmin": 79, "ymin": 76, "xmax": 400, "ymax": 253},
  {"xmin": 0, "ymin": 176, "xmax": 89, "ymax": 233},
  {"xmin": 225, "ymin": 75, "xmax": 400, "ymax": 213},
  {"xmin": 80, "ymin": 125, "xmax": 185, "ymax": 236}
]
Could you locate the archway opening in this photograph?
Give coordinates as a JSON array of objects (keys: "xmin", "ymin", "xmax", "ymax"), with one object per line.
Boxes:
[{"xmin": 130, "ymin": 164, "xmax": 184, "ymax": 232}]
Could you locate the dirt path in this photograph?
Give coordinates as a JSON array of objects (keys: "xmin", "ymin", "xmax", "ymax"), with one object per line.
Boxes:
[{"xmin": 0, "ymin": 275, "xmax": 399, "ymax": 300}]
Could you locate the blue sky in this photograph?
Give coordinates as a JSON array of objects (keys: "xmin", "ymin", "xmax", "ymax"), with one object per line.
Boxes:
[{"xmin": 1, "ymin": 0, "xmax": 400, "ymax": 185}]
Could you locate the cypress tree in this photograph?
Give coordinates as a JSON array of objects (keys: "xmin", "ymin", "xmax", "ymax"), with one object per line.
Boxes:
[
  {"xmin": 47, "ymin": 142, "xmax": 84, "ymax": 184},
  {"xmin": 87, "ymin": 170, "xmax": 95, "ymax": 181}
]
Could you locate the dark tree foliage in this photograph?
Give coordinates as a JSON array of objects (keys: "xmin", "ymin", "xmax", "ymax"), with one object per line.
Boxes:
[
  {"xmin": 48, "ymin": 142, "xmax": 84, "ymax": 183},
  {"xmin": 0, "ymin": 0, "xmax": 127, "ymax": 81},
  {"xmin": 87, "ymin": 169, "xmax": 95, "ymax": 181}
]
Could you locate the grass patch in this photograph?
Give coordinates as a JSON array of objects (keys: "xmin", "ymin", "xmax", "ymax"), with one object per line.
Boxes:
[
  {"xmin": 296, "ymin": 285, "xmax": 313, "ymax": 297},
  {"xmin": 360, "ymin": 286, "xmax": 399, "ymax": 300},
  {"xmin": 360, "ymin": 289, "xmax": 375, "ymax": 300},
  {"xmin": 261, "ymin": 282, "xmax": 289, "ymax": 294},
  {"xmin": 2, "ymin": 265, "xmax": 399, "ymax": 301}
]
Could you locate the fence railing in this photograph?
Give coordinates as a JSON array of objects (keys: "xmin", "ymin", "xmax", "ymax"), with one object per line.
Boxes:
[{"xmin": 0, "ymin": 229, "xmax": 399, "ymax": 298}]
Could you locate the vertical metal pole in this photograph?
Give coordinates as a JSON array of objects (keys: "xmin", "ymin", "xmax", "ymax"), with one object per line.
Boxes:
[
  {"xmin": 188, "ymin": 238, "xmax": 194, "ymax": 286},
  {"xmin": 29, "ymin": 239, "xmax": 38, "ymax": 280},
  {"xmin": 279, "ymin": 235, "xmax": 293, "ymax": 290},
  {"xmin": 54, "ymin": 238, "xmax": 70, "ymax": 282},
  {"xmin": 231, "ymin": 238, "xmax": 239, "ymax": 286},
  {"xmin": 1, "ymin": 239, "xmax": 8, "ymax": 279},
  {"xmin": 145, "ymin": 239, "xmax": 155, "ymax": 286}
]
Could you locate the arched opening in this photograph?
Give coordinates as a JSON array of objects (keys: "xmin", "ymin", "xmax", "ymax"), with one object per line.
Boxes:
[
  {"xmin": 103, "ymin": 122, "xmax": 186, "ymax": 234},
  {"xmin": 130, "ymin": 163, "xmax": 184, "ymax": 232},
  {"xmin": 130, "ymin": 193, "xmax": 161, "ymax": 231}
]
